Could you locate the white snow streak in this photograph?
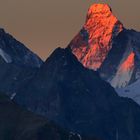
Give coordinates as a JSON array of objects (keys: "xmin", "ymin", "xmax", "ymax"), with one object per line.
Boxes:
[
  {"xmin": 0, "ymin": 48, "xmax": 12, "ymax": 63},
  {"xmin": 10, "ymin": 93, "xmax": 16, "ymax": 100}
]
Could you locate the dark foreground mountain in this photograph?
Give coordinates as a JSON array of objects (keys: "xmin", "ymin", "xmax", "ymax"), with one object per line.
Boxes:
[
  {"xmin": 69, "ymin": 4, "xmax": 140, "ymax": 89},
  {"xmin": 15, "ymin": 48, "xmax": 140, "ymax": 140},
  {"xmin": 0, "ymin": 29, "xmax": 43, "ymax": 97},
  {"xmin": 0, "ymin": 92, "xmax": 97, "ymax": 140},
  {"xmin": 0, "ymin": 3, "xmax": 140, "ymax": 140}
]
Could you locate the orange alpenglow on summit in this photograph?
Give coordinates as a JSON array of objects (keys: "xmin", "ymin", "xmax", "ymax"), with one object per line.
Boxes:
[{"xmin": 69, "ymin": 4, "xmax": 123, "ymax": 70}]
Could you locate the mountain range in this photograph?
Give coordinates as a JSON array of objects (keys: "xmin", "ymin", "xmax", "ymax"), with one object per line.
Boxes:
[
  {"xmin": 0, "ymin": 3, "xmax": 140, "ymax": 140},
  {"xmin": 14, "ymin": 47, "xmax": 140, "ymax": 140},
  {"xmin": 0, "ymin": 29, "xmax": 42, "ymax": 97}
]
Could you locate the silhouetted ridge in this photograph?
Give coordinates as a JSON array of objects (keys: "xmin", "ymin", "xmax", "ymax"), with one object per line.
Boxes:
[{"xmin": 14, "ymin": 46, "xmax": 140, "ymax": 140}]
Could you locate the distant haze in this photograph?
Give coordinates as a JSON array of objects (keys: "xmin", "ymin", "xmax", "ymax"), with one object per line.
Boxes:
[{"xmin": 0, "ymin": 0, "xmax": 140, "ymax": 60}]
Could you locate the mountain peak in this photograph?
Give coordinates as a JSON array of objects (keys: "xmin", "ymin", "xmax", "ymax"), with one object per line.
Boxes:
[
  {"xmin": 87, "ymin": 4, "xmax": 112, "ymax": 16},
  {"xmin": 0, "ymin": 28, "xmax": 43, "ymax": 67},
  {"xmin": 84, "ymin": 3, "xmax": 123, "ymax": 43},
  {"xmin": 69, "ymin": 3, "xmax": 123, "ymax": 70},
  {"xmin": 86, "ymin": 4, "xmax": 113, "ymax": 25}
]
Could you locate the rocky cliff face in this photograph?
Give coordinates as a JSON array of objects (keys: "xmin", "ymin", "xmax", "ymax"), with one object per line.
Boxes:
[
  {"xmin": 0, "ymin": 29, "xmax": 42, "ymax": 67},
  {"xmin": 69, "ymin": 4, "xmax": 140, "ymax": 89},
  {"xmin": 0, "ymin": 29, "xmax": 43, "ymax": 97},
  {"xmin": 69, "ymin": 4, "xmax": 123, "ymax": 70},
  {"xmin": 99, "ymin": 29, "xmax": 140, "ymax": 88},
  {"xmin": 15, "ymin": 48, "xmax": 140, "ymax": 140}
]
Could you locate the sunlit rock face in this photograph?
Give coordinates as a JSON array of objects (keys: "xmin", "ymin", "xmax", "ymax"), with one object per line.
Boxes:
[
  {"xmin": 69, "ymin": 4, "xmax": 123, "ymax": 70},
  {"xmin": 99, "ymin": 29, "xmax": 140, "ymax": 88},
  {"xmin": 69, "ymin": 3, "xmax": 140, "ymax": 88},
  {"xmin": 111, "ymin": 52, "xmax": 135, "ymax": 88}
]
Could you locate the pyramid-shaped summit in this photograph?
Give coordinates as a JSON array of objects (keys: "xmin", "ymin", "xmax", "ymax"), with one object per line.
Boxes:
[
  {"xmin": 69, "ymin": 3, "xmax": 123, "ymax": 70},
  {"xmin": 86, "ymin": 4, "xmax": 112, "ymax": 16},
  {"xmin": 68, "ymin": 3, "xmax": 140, "ymax": 90}
]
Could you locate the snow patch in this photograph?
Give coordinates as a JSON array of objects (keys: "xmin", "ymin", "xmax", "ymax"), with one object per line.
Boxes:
[
  {"xmin": 117, "ymin": 79, "xmax": 140, "ymax": 105},
  {"xmin": 0, "ymin": 48, "xmax": 12, "ymax": 63},
  {"xmin": 10, "ymin": 93, "xmax": 16, "ymax": 100}
]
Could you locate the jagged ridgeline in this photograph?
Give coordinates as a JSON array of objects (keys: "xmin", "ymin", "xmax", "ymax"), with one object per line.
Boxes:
[
  {"xmin": 0, "ymin": 3, "xmax": 140, "ymax": 140},
  {"xmin": 69, "ymin": 4, "xmax": 140, "ymax": 89}
]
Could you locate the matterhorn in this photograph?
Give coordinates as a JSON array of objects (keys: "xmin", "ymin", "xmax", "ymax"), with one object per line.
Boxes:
[{"xmin": 69, "ymin": 4, "xmax": 140, "ymax": 90}]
